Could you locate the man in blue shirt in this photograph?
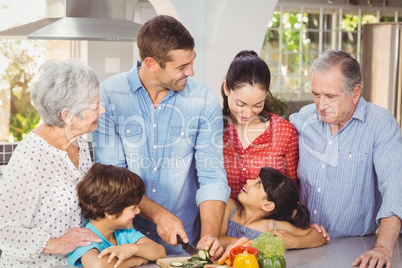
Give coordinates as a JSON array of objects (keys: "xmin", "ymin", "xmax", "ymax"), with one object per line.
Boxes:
[
  {"xmin": 290, "ymin": 50, "xmax": 402, "ymax": 267},
  {"xmin": 92, "ymin": 15, "xmax": 230, "ymax": 257}
]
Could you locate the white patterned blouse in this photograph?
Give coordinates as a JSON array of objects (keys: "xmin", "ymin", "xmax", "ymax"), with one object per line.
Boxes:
[{"xmin": 0, "ymin": 132, "xmax": 92, "ymax": 267}]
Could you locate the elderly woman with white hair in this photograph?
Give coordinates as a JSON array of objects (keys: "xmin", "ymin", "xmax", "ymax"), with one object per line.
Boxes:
[{"xmin": 0, "ymin": 59, "xmax": 105, "ymax": 267}]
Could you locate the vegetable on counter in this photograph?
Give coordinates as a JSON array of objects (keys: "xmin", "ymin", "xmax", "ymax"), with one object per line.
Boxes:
[
  {"xmin": 232, "ymin": 252, "xmax": 259, "ymax": 268},
  {"xmin": 170, "ymin": 261, "xmax": 185, "ymax": 267},
  {"xmin": 169, "ymin": 250, "xmax": 215, "ymax": 268},
  {"xmin": 251, "ymin": 232, "xmax": 286, "ymax": 268},
  {"xmin": 257, "ymin": 255, "xmax": 286, "ymax": 268},
  {"xmin": 251, "ymin": 232, "xmax": 285, "ymax": 258},
  {"xmin": 198, "ymin": 249, "xmax": 210, "ymax": 261},
  {"xmin": 229, "ymin": 246, "xmax": 258, "ymax": 263}
]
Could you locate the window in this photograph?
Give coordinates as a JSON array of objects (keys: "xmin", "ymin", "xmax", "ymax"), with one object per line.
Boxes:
[
  {"xmin": 261, "ymin": 5, "xmax": 401, "ymax": 101},
  {"xmin": 0, "ymin": 0, "xmax": 71, "ymax": 142}
]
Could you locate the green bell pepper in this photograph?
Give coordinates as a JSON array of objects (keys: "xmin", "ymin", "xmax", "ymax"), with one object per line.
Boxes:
[{"xmin": 258, "ymin": 255, "xmax": 286, "ymax": 268}]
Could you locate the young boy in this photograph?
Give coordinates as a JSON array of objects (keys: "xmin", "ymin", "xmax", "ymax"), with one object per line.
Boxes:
[{"xmin": 67, "ymin": 163, "xmax": 166, "ymax": 267}]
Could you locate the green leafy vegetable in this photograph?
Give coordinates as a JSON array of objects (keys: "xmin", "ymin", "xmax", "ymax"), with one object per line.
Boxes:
[{"xmin": 251, "ymin": 232, "xmax": 285, "ymax": 257}]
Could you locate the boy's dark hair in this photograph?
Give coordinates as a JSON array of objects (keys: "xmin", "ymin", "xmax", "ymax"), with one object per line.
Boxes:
[
  {"xmin": 77, "ymin": 163, "xmax": 145, "ymax": 220},
  {"xmin": 137, "ymin": 15, "xmax": 195, "ymax": 69},
  {"xmin": 259, "ymin": 167, "xmax": 310, "ymax": 229},
  {"xmin": 221, "ymin": 50, "xmax": 275, "ymax": 126}
]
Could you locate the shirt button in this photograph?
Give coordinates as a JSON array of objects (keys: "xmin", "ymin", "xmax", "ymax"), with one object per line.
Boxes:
[
  {"xmin": 152, "ymin": 189, "xmax": 156, "ymax": 193},
  {"xmin": 317, "ymin": 188, "xmax": 321, "ymax": 193},
  {"xmin": 153, "ymin": 124, "xmax": 157, "ymax": 127},
  {"xmin": 328, "ymin": 141, "xmax": 332, "ymax": 145},
  {"xmin": 180, "ymin": 132, "xmax": 184, "ymax": 136},
  {"xmin": 153, "ymin": 167, "xmax": 157, "ymax": 172},
  {"xmin": 158, "ymin": 106, "xmax": 161, "ymax": 110},
  {"xmin": 242, "ymin": 168, "xmax": 246, "ymax": 171},
  {"xmin": 126, "ymin": 129, "xmax": 130, "ymax": 134},
  {"xmin": 153, "ymin": 145, "xmax": 157, "ymax": 149},
  {"xmin": 146, "ymin": 231, "xmax": 150, "ymax": 235},
  {"xmin": 321, "ymin": 164, "xmax": 325, "ymax": 168},
  {"xmin": 313, "ymin": 210, "xmax": 317, "ymax": 214}
]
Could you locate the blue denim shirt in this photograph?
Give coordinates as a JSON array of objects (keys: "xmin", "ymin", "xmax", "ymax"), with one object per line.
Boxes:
[
  {"xmin": 92, "ymin": 62, "xmax": 230, "ymax": 254},
  {"xmin": 290, "ymin": 98, "xmax": 402, "ymax": 238}
]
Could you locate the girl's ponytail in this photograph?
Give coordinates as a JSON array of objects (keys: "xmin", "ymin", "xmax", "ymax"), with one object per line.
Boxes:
[{"xmin": 290, "ymin": 204, "xmax": 310, "ymax": 229}]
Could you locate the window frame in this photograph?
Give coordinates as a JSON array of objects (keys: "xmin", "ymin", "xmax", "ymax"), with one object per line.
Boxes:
[{"xmin": 263, "ymin": 4, "xmax": 401, "ymax": 101}]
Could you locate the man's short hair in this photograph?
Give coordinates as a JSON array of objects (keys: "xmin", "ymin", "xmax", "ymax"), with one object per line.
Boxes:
[
  {"xmin": 137, "ymin": 15, "xmax": 195, "ymax": 68},
  {"xmin": 310, "ymin": 50, "xmax": 362, "ymax": 95}
]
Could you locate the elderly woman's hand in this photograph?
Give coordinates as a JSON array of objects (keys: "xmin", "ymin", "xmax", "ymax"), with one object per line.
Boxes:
[{"xmin": 43, "ymin": 227, "xmax": 102, "ymax": 255}]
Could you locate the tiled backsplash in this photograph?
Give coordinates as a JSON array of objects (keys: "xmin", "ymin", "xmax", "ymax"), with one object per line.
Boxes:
[
  {"xmin": 0, "ymin": 142, "xmax": 19, "ymax": 166},
  {"xmin": 0, "ymin": 142, "xmax": 94, "ymax": 166}
]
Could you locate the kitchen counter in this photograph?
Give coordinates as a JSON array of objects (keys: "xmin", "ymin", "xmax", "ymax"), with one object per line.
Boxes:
[
  {"xmin": 285, "ymin": 234, "xmax": 401, "ymax": 267},
  {"xmin": 53, "ymin": 234, "xmax": 402, "ymax": 268}
]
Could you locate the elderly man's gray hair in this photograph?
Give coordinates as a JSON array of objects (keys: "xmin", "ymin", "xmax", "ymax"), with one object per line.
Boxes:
[
  {"xmin": 30, "ymin": 59, "xmax": 99, "ymax": 127},
  {"xmin": 310, "ymin": 50, "xmax": 362, "ymax": 95}
]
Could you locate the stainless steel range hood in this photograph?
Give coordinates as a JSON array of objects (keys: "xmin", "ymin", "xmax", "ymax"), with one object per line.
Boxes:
[{"xmin": 0, "ymin": 0, "xmax": 143, "ymax": 42}]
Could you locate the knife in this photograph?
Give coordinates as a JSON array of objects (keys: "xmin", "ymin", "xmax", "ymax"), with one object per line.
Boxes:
[
  {"xmin": 176, "ymin": 234, "xmax": 213, "ymax": 263},
  {"xmin": 177, "ymin": 234, "xmax": 199, "ymax": 255}
]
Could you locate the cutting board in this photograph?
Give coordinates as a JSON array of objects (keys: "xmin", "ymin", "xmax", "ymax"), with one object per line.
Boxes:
[{"xmin": 156, "ymin": 257, "xmax": 226, "ymax": 268}]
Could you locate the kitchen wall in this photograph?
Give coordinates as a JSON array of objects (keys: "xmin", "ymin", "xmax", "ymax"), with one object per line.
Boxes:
[{"xmin": 81, "ymin": 0, "xmax": 278, "ymax": 103}]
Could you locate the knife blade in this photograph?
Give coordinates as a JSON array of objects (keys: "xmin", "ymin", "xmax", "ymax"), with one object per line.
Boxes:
[
  {"xmin": 176, "ymin": 234, "xmax": 199, "ymax": 256},
  {"xmin": 176, "ymin": 234, "xmax": 213, "ymax": 263}
]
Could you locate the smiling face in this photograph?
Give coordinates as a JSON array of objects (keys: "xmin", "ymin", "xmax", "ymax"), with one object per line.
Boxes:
[
  {"xmin": 311, "ymin": 66, "xmax": 361, "ymax": 132},
  {"xmin": 70, "ymin": 95, "xmax": 105, "ymax": 135},
  {"xmin": 224, "ymin": 83, "xmax": 266, "ymax": 126},
  {"xmin": 112, "ymin": 204, "xmax": 141, "ymax": 230},
  {"xmin": 155, "ymin": 49, "xmax": 196, "ymax": 92},
  {"xmin": 238, "ymin": 176, "xmax": 270, "ymax": 208}
]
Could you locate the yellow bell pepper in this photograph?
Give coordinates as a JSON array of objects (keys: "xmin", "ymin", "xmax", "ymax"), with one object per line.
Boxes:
[{"xmin": 233, "ymin": 252, "xmax": 259, "ymax": 268}]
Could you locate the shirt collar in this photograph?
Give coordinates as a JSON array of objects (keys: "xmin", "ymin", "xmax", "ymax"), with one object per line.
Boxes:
[
  {"xmin": 127, "ymin": 60, "xmax": 143, "ymax": 94},
  {"xmin": 351, "ymin": 97, "xmax": 367, "ymax": 122}
]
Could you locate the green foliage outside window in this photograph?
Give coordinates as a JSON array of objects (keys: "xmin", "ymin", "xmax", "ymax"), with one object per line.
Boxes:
[
  {"xmin": 261, "ymin": 9, "xmax": 381, "ymax": 101},
  {"xmin": 0, "ymin": 39, "xmax": 45, "ymax": 141}
]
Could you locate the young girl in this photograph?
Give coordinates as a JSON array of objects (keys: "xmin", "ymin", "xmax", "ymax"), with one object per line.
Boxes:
[
  {"xmin": 67, "ymin": 163, "xmax": 166, "ymax": 268},
  {"xmin": 219, "ymin": 166, "xmax": 328, "ymax": 250}
]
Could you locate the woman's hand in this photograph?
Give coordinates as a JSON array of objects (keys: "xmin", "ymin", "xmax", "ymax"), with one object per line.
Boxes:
[
  {"xmin": 43, "ymin": 227, "xmax": 102, "ymax": 255},
  {"xmin": 98, "ymin": 244, "xmax": 137, "ymax": 268}
]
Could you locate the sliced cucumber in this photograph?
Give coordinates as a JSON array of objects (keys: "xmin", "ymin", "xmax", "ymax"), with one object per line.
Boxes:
[
  {"xmin": 183, "ymin": 262, "xmax": 204, "ymax": 268},
  {"xmin": 192, "ymin": 262, "xmax": 205, "ymax": 268},
  {"xmin": 170, "ymin": 261, "xmax": 184, "ymax": 267},
  {"xmin": 188, "ymin": 257, "xmax": 204, "ymax": 262},
  {"xmin": 198, "ymin": 249, "xmax": 210, "ymax": 260}
]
